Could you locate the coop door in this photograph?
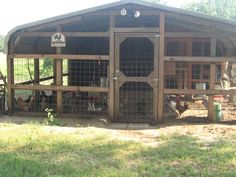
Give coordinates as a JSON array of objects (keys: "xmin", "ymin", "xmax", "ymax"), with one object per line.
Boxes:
[{"xmin": 114, "ymin": 33, "xmax": 159, "ymax": 123}]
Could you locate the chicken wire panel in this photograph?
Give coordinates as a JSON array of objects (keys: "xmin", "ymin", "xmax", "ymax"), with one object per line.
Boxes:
[
  {"xmin": 39, "ymin": 59, "xmax": 54, "ymax": 85},
  {"xmin": 13, "ymin": 89, "xmax": 56, "ymax": 113},
  {"xmin": 164, "ymin": 62, "xmax": 210, "ymax": 90},
  {"xmin": 118, "ymin": 82, "xmax": 153, "ymax": 123},
  {"xmin": 164, "ymin": 94, "xmax": 208, "ymax": 120},
  {"xmin": 120, "ymin": 37, "xmax": 154, "ymax": 77},
  {"xmin": 63, "ymin": 59, "xmax": 69, "ymax": 86},
  {"xmin": 62, "ymin": 91, "xmax": 108, "ymax": 115},
  {"xmin": 0, "ymin": 91, "xmax": 5, "ymax": 115},
  {"xmin": 14, "ymin": 59, "xmax": 35, "ymax": 84},
  {"xmin": 67, "ymin": 60, "xmax": 109, "ymax": 87}
]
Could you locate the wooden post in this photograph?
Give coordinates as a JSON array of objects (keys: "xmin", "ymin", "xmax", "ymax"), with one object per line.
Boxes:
[
  {"xmin": 109, "ymin": 14, "xmax": 115, "ymax": 120},
  {"xmin": 7, "ymin": 38, "xmax": 15, "ymax": 115},
  {"xmin": 208, "ymin": 37, "xmax": 216, "ymax": 121},
  {"xmin": 53, "ymin": 61, "xmax": 57, "ymax": 84},
  {"xmin": 56, "ymin": 26, "xmax": 63, "ymax": 114},
  {"xmin": 153, "ymin": 36, "xmax": 159, "ymax": 121},
  {"xmin": 34, "ymin": 58, "xmax": 40, "ymax": 84},
  {"xmin": 157, "ymin": 13, "xmax": 165, "ymax": 121},
  {"xmin": 7, "ymin": 57, "xmax": 14, "ymax": 114}
]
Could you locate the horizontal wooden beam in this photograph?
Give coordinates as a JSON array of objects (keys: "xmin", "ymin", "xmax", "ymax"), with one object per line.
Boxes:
[
  {"xmin": 114, "ymin": 28, "xmax": 159, "ymax": 33},
  {"xmin": 10, "ymin": 54, "xmax": 109, "ymax": 60},
  {"xmin": 165, "ymin": 32, "xmax": 211, "ymax": 38},
  {"xmin": 164, "ymin": 56, "xmax": 236, "ymax": 62},
  {"xmin": 164, "ymin": 89, "xmax": 236, "ymax": 95},
  {"xmin": 120, "ymin": 77, "xmax": 153, "ymax": 82},
  {"xmin": 19, "ymin": 73, "xmax": 68, "ymax": 85},
  {"xmin": 20, "ymin": 32, "xmax": 214, "ymax": 40},
  {"xmin": 21, "ymin": 32, "xmax": 110, "ymax": 37},
  {"xmin": 11, "ymin": 84, "xmax": 109, "ymax": 92}
]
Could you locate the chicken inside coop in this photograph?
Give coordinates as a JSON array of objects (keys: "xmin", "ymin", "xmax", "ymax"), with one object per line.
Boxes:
[{"xmin": 164, "ymin": 95, "xmax": 189, "ymax": 118}]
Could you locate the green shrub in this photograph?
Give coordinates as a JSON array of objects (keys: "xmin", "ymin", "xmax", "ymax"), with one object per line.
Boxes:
[{"xmin": 43, "ymin": 108, "xmax": 62, "ymax": 126}]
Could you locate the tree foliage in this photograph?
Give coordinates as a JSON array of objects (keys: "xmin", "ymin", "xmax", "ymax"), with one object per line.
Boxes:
[
  {"xmin": 0, "ymin": 35, "xmax": 4, "ymax": 53},
  {"xmin": 184, "ymin": 0, "xmax": 236, "ymax": 20},
  {"xmin": 145, "ymin": 0, "xmax": 166, "ymax": 5},
  {"xmin": 40, "ymin": 58, "xmax": 54, "ymax": 78}
]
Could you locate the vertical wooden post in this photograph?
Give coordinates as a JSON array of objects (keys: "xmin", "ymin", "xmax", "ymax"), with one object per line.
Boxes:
[
  {"xmin": 53, "ymin": 61, "xmax": 57, "ymax": 84},
  {"xmin": 109, "ymin": 14, "xmax": 115, "ymax": 121},
  {"xmin": 7, "ymin": 56, "xmax": 14, "ymax": 114},
  {"xmin": 7, "ymin": 38, "xmax": 15, "ymax": 115},
  {"xmin": 157, "ymin": 13, "xmax": 165, "ymax": 121},
  {"xmin": 153, "ymin": 36, "xmax": 159, "ymax": 121},
  {"xmin": 56, "ymin": 26, "xmax": 63, "ymax": 114},
  {"xmin": 208, "ymin": 38, "xmax": 216, "ymax": 121},
  {"xmin": 34, "ymin": 58, "xmax": 40, "ymax": 84}
]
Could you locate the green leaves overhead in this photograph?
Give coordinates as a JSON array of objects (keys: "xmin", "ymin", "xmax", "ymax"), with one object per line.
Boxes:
[
  {"xmin": 184, "ymin": 0, "xmax": 236, "ymax": 20},
  {"xmin": 0, "ymin": 35, "xmax": 4, "ymax": 53}
]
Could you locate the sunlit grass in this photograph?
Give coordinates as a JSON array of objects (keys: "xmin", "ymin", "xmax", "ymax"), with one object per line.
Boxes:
[
  {"xmin": 0, "ymin": 122, "xmax": 235, "ymax": 177},
  {"xmin": 0, "ymin": 52, "xmax": 6, "ymax": 75}
]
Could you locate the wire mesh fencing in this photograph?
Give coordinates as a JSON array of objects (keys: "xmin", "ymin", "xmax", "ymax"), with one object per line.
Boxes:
[
  {"xmin": 62, "ymin": 91, "xmax": 108, "ymax": 115},
  {"xmin": 13, "ymin": 89, "xmax": 56, "ymax": 113}
]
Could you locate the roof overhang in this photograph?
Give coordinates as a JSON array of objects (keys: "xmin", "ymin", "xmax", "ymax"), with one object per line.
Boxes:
[{"xmin": 5, "ymin": 0, "xmax": 236, "ymax": 53}]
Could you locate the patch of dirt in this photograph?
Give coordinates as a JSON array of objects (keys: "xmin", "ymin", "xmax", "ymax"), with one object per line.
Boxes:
[{"xmin": 0, "ymin": 115, "xmax": 236, "ymax": 147}]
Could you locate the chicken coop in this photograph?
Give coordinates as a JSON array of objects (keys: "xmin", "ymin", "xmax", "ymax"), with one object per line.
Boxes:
[{"xmin": 5, "ymin": 0, "xmax": 236, "ymax": 123}]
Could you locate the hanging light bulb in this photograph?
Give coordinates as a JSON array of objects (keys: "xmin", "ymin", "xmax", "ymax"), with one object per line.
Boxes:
[
  {"xmin": 134, "ymin": 10, "xmax": 141, "ymax": 18},
  {"xmin": 120, "ymin": 8, "xmax": 127, "ymax": 16}
]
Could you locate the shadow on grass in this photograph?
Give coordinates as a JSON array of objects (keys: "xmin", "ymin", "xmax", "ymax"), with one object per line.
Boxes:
[
  {"xmin": 130, "ymin": 135, "xmax": 236, "ymax": 177},
  {"xmin": 0, "ymin": 133, "xmax": 235, "ymax": 177}
]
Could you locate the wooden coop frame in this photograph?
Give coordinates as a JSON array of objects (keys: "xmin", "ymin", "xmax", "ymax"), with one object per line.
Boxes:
[{"xmin": 6, "ymin": 0, "xmax": 236, "ymax": 123}]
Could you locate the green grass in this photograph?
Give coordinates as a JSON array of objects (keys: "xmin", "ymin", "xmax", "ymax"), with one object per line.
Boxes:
[
  {"xmin": 0, "ymin": 55, "xmax": 67, "ymax": 85},
  {"xmin": 0, "ymin": 122, "xmax": 236, "ymax": 177},
  {"xmin": 0, "ymin": 52, "xmax": 6, "ymax": 75}
]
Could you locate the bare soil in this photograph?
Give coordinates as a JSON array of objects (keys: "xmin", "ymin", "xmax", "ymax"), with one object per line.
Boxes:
[{"xmin": 0, "ymin": 115, "xmax": 235, "ymax": 147}]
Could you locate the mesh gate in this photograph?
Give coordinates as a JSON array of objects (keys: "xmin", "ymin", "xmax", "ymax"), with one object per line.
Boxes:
[{"xmin": 115, "ymin": 35, "xmax": 157, "ymax": 123}]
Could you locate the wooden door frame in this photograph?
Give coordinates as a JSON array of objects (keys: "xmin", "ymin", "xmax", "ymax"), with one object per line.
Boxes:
[{"xmin": 113, "ymin": 32, "xmax": 159, "ymax": 122}]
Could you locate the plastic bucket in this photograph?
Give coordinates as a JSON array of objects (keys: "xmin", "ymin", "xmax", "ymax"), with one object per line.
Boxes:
[{"xmin": 213, "ymin": 102, "xmax": 222, "ymax": 121}]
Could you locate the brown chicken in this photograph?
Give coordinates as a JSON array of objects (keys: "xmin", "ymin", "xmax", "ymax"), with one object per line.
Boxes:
[
  {"xmin": 176, "ymin": 95, "xmax": 189, "ymax": 116},
  {"xmin": 17, "ymin": 96, "xmax": 35, "ymax": 112}
]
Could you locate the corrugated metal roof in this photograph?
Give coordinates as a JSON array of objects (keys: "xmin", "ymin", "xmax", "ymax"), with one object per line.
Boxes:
[{"xmin": 5, "ymin": 0, "xmax": 236, "ymax": 52}]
